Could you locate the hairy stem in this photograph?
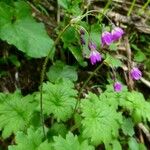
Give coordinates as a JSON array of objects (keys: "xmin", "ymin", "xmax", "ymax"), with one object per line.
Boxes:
[
  {"xmin": 127, "ymin": 0, "xmax": 136, "ymax": 16},
  {"xmin": 73, "ymin": 63, "xmax": 103, "ymax": 113},
  {"xmin": 40, "ymin": 23, "xmax": 71, "ymax": 138}
]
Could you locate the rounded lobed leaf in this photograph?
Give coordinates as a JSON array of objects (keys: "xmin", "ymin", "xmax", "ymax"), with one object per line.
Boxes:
[
  {"xmin": 81, "ymin": 92, "xmax": 122, "ymax": 145},
  {"xmin": 42, "ymin": 79, "xmax": 77, "ymax": 121}
]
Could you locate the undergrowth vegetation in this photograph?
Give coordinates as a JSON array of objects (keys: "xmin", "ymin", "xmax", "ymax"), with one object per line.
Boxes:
[{"xmin": 0, "ymin": 0, "xmax": 150, "ymax": 149}]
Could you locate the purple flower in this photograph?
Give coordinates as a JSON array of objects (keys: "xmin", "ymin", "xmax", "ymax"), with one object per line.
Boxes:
[
  {"xmin": 111, "ymin": 27, "xmax": 124, "ymax": 41},
  {"xmin": 80, "ymin": 36, "xmax": 85, "ymax": 45},
  {"xmin": 113, "ymin": 82, "xmax": 122, "ymax": 92},
  {"xmin": 89, "ymin": 50, "xmax": 102, "ymax": 65},
  {"xmin": 101, "ymin": 31, "xmax": 112, "ymax": 46},
  {"xmin": 88, "ymin": 41, "xmax": 97, "ymax": 50},
  {"xmin": 130, "ymin": 67, "xmax": 142, "ymax": 80}
]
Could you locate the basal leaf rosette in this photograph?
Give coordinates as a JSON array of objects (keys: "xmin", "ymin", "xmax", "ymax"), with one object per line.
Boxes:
[
  {"xmin": 42, "ymin": 79, "xmax": 77, "ymax": 121},
  {"xmin": 81, "ymin": 93, "xmax": 122, "ymax": 145}
]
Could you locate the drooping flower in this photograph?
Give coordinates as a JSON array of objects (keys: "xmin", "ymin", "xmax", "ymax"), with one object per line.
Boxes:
[
  {"xmin": 113, "ymin": 82, "xmax": 122, "ymax": 92},
  {"xmin": 88, "ymin": 41, "xmax": 97, "ymax": 50},
  {"xmin": 101, "ymin": 31, "xmax": 112, "ymax": 46},
  {"xmin": 80, "ymin": 36, "xmax": 85, "ymax": 45},
  {"xmin": 111, "ymin": 27, "xmax": 124, "ymax": 41},
  {"xmin": 89, "ymin": 50, "xmax": 102, "ymax": 65},
  {"xmin": 88, "ymin": 41, "xmax": 102, "ymax": 65},
  {"xmin": 130, "ymin": 67, "xmax": 142, "ymax": 80}
]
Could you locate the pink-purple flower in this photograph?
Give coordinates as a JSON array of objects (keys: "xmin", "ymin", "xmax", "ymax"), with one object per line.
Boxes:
[
  {"xmin": 89, "ymin": 50, "xmax": 102, "ymax": 65},
  {"xmin": 111, "ymin": 27, "xmax": 124, "ymax": 42},
  {"xmin": 88, "ymin": 41, "xmax": 97, "ymax": 50},
  {"xmin": 88, "ymin": 42, "xmax": 102, "ymax": 65},
  {"xmin": 113, "ymin": 82, "xmax": 122, "ymax": 92},
  {"xmin": 101, "ymin": 31, "xmax": 112, "ymax": 46},
  {"xmin": 101, "ymin": 27, "xmax": 124, "ymax": 47},
  {"xmin": 130, "ymin": 67, "xmax": 142, "ymax": 80}
]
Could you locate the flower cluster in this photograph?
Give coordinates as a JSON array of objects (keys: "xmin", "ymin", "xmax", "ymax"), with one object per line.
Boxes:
[
  {"xmin": 79, "ymin": 27, "xmax": 142, "ymax": 93},
  {"xmin": 101, "ymin": 27, "xmax": 124, "ymax": 46}
]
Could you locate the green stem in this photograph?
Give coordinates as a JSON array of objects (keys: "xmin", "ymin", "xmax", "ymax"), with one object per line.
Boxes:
[
  {"xmin": 98, "ymin": 0, "xmax": 112, "ymax": 22},
  {"xmin": 85, "ymin": 9, "xmax": 114, "ymax": 26},
  {"xmin": 40, "ymin": 23, "xmax": 71, "ymax": 138},
  {"xmin": 73, "ymin": 63, "xmax": 103, "ymax": 113},
  {"xmin": 142, "ymin": 0, "xmax": 150, "ymax": 11},
  {"xmin": 127, "ymin": 0, "xmax": 136, "ymax": 16}
]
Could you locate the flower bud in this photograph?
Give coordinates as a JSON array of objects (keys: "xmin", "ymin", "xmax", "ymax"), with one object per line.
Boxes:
[
  {"xmin": 89, "ymin": 50, "xmax": 102, "ymax": 65},
  {"xmin": 111, "ymin": 27, "xmax": 124, "ymax": 41}
]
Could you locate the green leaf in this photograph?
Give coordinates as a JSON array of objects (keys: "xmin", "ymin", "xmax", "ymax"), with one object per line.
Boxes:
[
  {"xmin": 61, "ymin": 26, "xmax": 76, "ymax": 48},
  {"xmin": 68, "ymin": 0, "xmax": 83, "ymax": 16},
  {"xmin": 48, "ymin": 123, "xmax": 67, "ymax": 138},
  {"xmin": 81, "ymin": 92, "xmax": 122, "ymax": 145},
  {"xmin": 41, "ymin": 79, "xmax": 77, "ymax": 121},
  {"xmin": 121, "ymin": 118, "xmax": 134, "ymax": 136},
  {"xmin": 128, "ymin": 138, "xmax": 139, "ymax": 150},
  {"xmin": 109, "ymin": 43, "xmax": 118, "ymax": 51},
  {"xmin": 0, "ymin": 91, "xmax": 36, "ymax": 138},
  {"xmin": 61, "ymin": 26, "xmax": 87, "ymax": 66},
  {"xmin": 105, "ymin": 140, "xmax": 122, "ymax": 150},
  {"xmin": 8, "ymin": 127, "xmax": 52, "ymax": 150},
  {"xmin": 134, "ymin": 51, "xmax": 146, "ymax": 62},
  {"xmin": 128, "ymin": 137, "xmax": 146, "ymax": 150},
  {"xmin": 53, "ymin": 132, "xmax": 94, "ymax": 150},
  {"xmin": 69, "ymin": 45, "xmax": 87, "ymax": 67},
  {"xmin": 120, "ymin": 91, "xmax": 150, "ymax": 123},
  {"xmin": 104, "ymin": 54, "xmax": 122, "ymax": 68},
  {"xmin": 58, "ymin": 0, "xmax": 70, "ymax": 9},
  {"xmin": 46, "ymin": 61, "xmax": 78, "ymax": 82},
  {"xmin": 111, "ymin": 140, "xmax": 122, "ymax": 150},
  {"xmin": 8, "ymin": 55, "xmax": 21, "ymax": 68},
  {"xmin": 90, "ymin": 24, "xmax": 101, "ymax": 48},
  {"xmin": 0, "ymin": 1, "xmax": 54, "ymax": 58}
]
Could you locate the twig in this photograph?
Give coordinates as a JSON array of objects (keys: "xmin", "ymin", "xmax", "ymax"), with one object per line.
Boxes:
[
  {"xmin": 125, "ymin": 36, "xmax": 134, "ymax": 91},
  {"xmin": 138, "ymin": 123, "xmax": 150, "ymax": 142},
  {"xmin": 140, "ymin": 77, "xmax": 150, "ymax": 88},
  {"xmin": 57, "ymin": 0, "xmax": 60, "ymax": 24}
]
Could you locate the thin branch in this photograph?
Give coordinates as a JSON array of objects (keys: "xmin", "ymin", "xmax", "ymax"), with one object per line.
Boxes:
[
  {"xmin": 138, "ymin": 123, "xmax": 150, "ymax": 142},
  {"xmin": 40, "ymin": 23, "xmax": 71, "ymax": 138},
  {"xmin": 140, "ymin": 77, "xmax": 150, "ymax": 88}
]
